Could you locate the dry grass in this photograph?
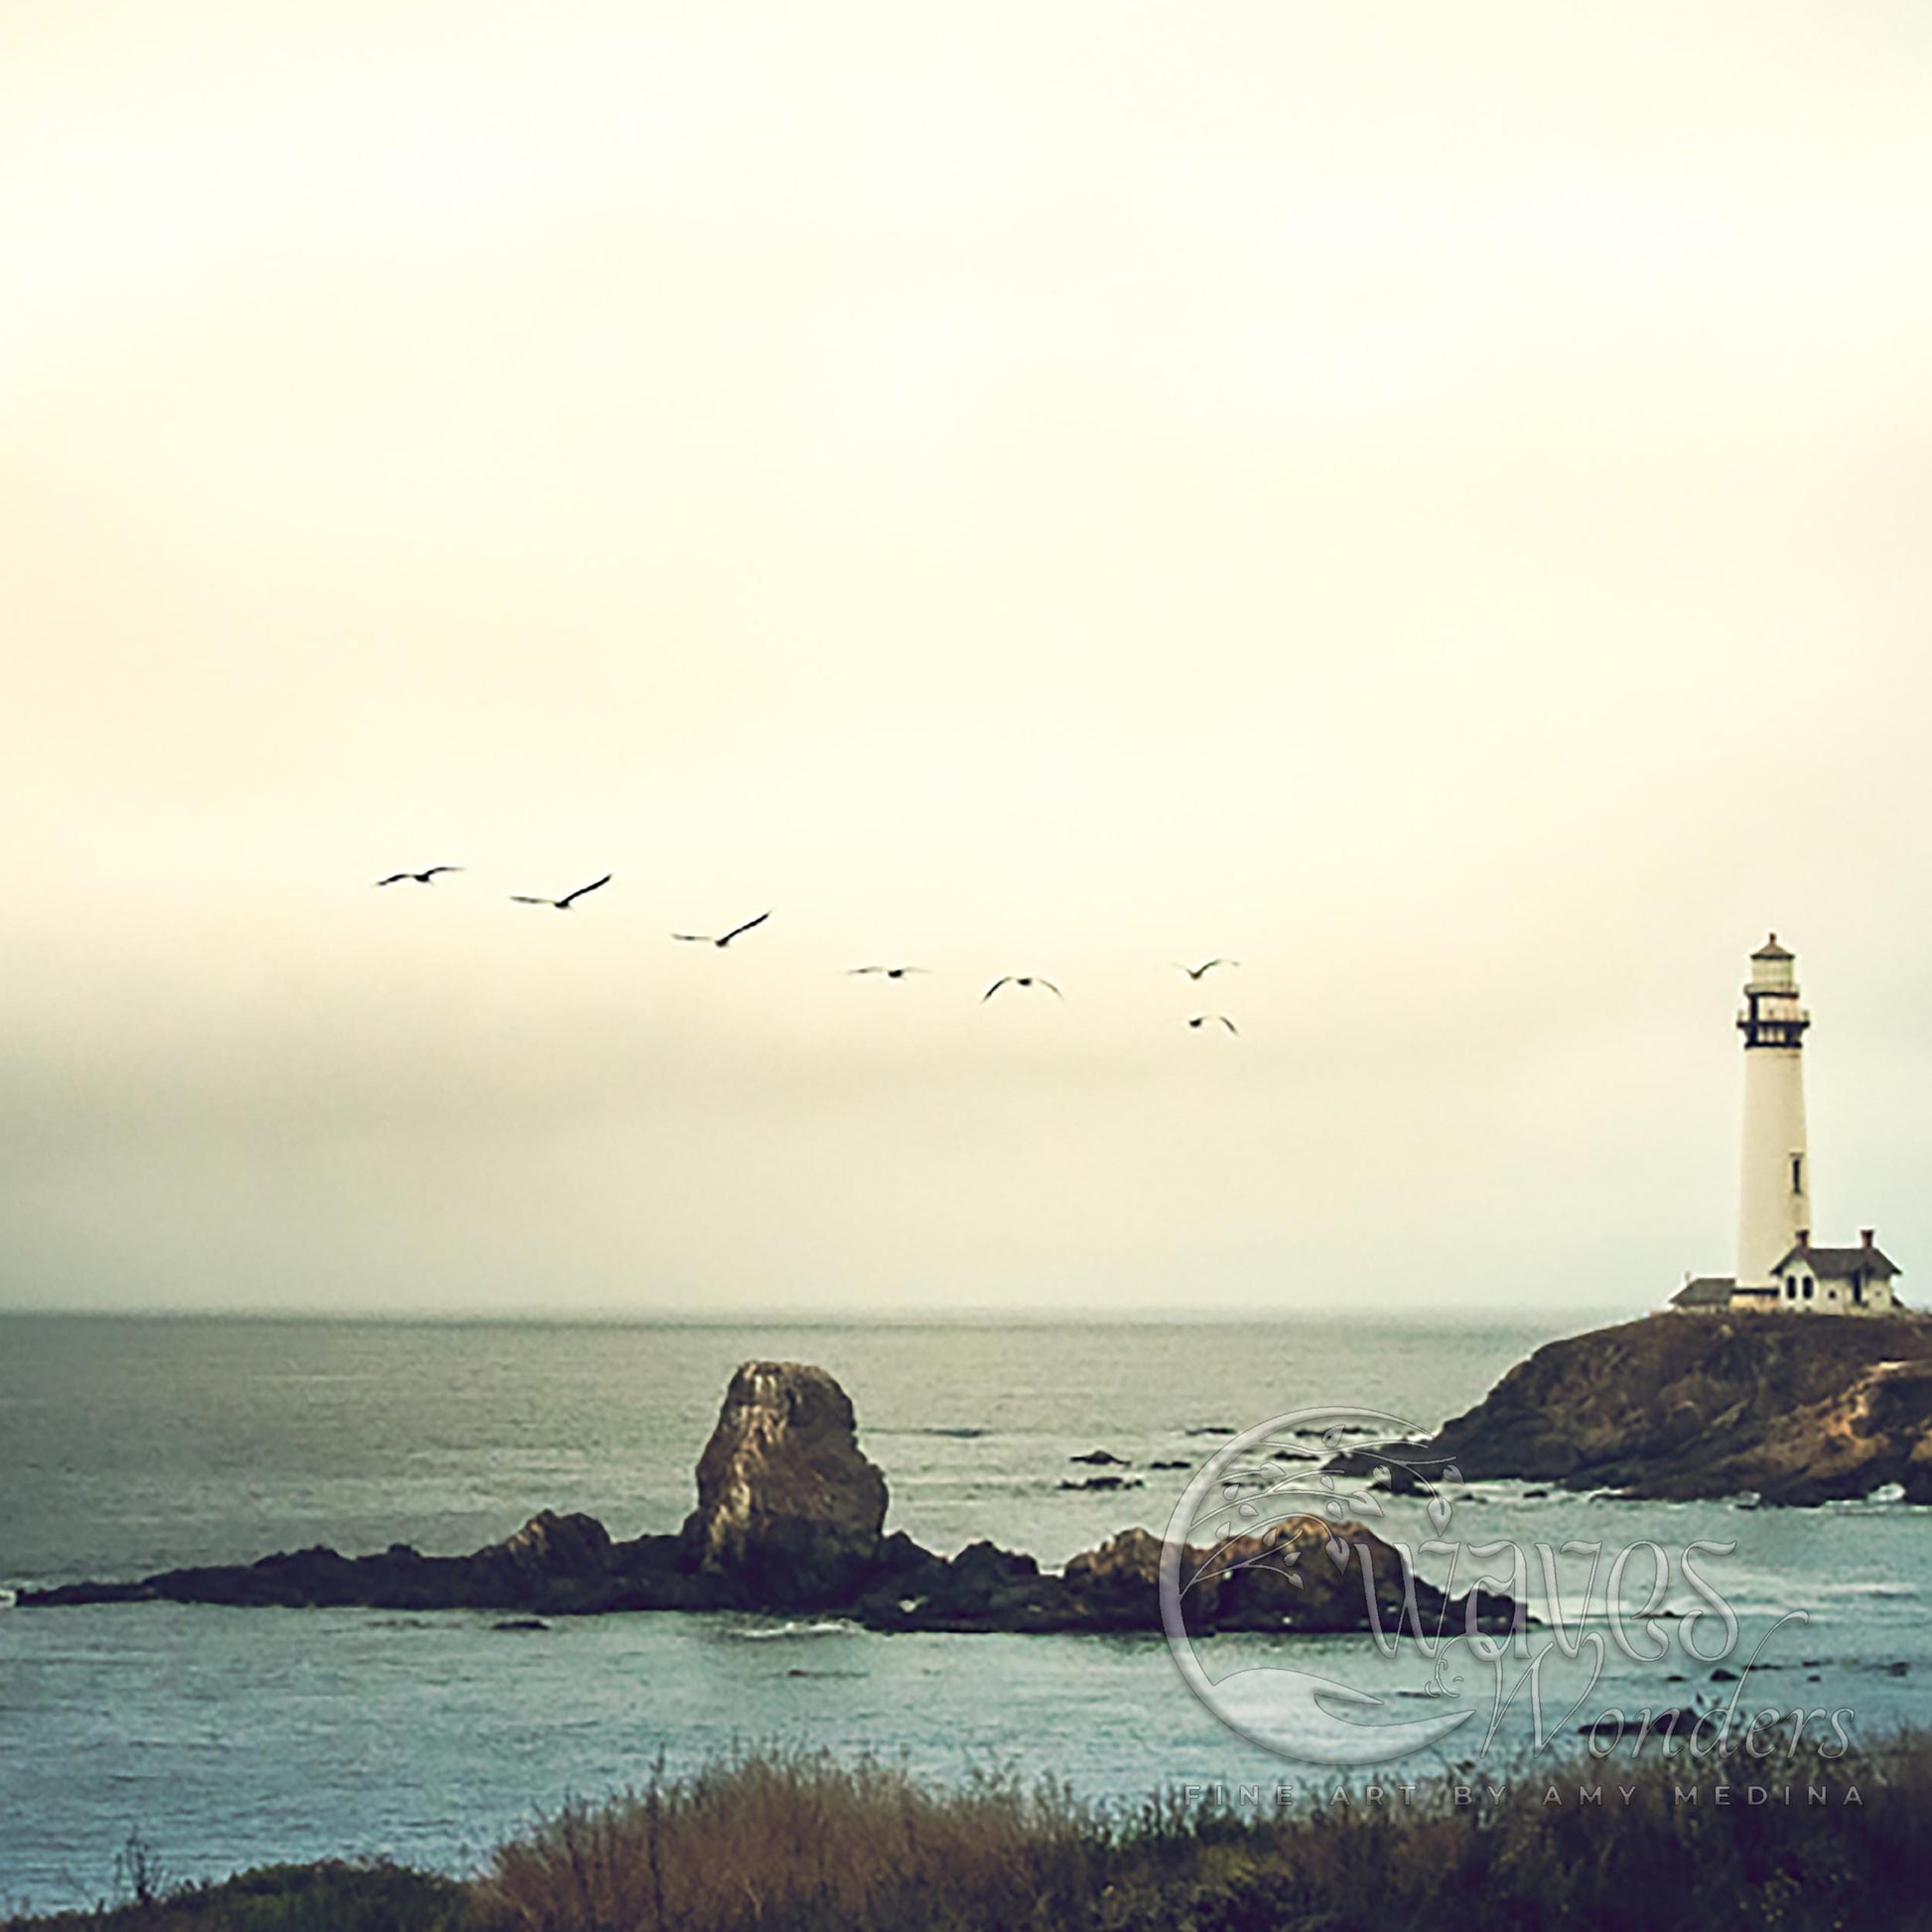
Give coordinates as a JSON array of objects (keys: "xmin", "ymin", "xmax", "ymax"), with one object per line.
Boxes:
[
  {"xmin": 476, "ymin": 1732, "xmax": 1932, "ymax": 1932},
  {"xmin": 13, "ymin": 1732, "xmax": 1932, "ymax": 1931},
  {"xmin": 483, "ymin": 1749, "xmax": 1104, "ymax": 1932}
]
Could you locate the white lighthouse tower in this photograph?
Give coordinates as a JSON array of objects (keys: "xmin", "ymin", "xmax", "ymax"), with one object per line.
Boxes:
[
  {"xmin": 1671, "ymin": 935, "xmax": 1902, "ymax": 1315},
  {"xmin": 1734, "ymin": 935, "xmax": 1811, "ymax": 1293}
]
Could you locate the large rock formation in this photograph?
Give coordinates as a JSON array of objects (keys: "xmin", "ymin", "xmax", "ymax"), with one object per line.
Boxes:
[
  {"xmin": 681, "ymin": 1361, "xmax": 889, "ymax": 1608},
  {"xmin": 18, "ymin": 1357, "xmax": 1521, "ymax": 1633},
  {"xmin": 1400, "ymin": 1311, "xmax": 1932, "ymax": 1505}
]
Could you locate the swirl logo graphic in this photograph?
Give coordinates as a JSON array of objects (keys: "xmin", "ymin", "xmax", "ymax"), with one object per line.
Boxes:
[{"xmin": 1159, "ymin": 1406, "xmax": 1484, "ymax": 1766}]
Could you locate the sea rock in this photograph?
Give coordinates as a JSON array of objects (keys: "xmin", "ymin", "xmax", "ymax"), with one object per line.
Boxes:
[
  {"xmin": 1397, "ymin": 1312, "xmax": 1932, "ymax": 1505},
  {"xmin": 1578, "ymin": 1708, "xmax": 1708, "ymax": 1741},
  {"xmin": 862, "ymin": 1521, "xmax": 1523, "ymax": 1636},
  {"xmin": 680, "ymin": 1360, "xmax": 890, "ymax": 1608},
  {"xmin": 21, "ymin": 1514, "xmax": 639, "ymax": 1615},
  {"xmin": 1069, "ymin": 1520, "xmax": 1519, "ymax": 1635},
  {"xmin": 19, "ymin": 1358, "xmax": 1527, "ymax": 1635},
  {"xmin": 1061, "ymin": 1525, "xmax": 1168, "ymax": 1590},
  {"xmin": 498, "ymin": 1510, "xmax": 613, "ymax": 1582}
]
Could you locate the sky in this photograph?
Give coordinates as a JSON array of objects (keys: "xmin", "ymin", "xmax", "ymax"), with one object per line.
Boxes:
[{"xmin": 4, "ymin": 2, "xmax": 1931, "ymax": 1316}]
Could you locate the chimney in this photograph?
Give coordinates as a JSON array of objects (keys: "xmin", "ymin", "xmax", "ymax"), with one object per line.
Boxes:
[
  {"xmin": 1862, "ymin": 1228, "xmax": 1875, "ymax": 1248},
  {"xmin": 1797, "ymin": 1227, "xmax": 1810, "ymax": 1250}
]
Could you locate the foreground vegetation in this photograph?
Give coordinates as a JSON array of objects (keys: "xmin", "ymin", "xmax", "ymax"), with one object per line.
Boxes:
[{"xmin": 10, "ymin": 1730, "xmax": 1932, "ymax": 1932}]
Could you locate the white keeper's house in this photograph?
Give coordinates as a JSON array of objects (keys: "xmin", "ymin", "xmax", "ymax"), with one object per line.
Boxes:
[{"xmin": 1672, "ymin": 936, "xmax": 1902, "ymax": 1316}]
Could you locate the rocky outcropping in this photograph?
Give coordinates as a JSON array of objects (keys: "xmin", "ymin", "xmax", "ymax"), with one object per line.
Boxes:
[
  {"xmin": 1396, "ymin": 1312, "xmax": 1932, "ymax": 1505},
  {"xmin": 500, "ymin": 1509, "xmax": 614, "ymax": 1582},
  {"xmin": 20, "ymin": 1509, "xmax": 1520, "ymax": 1637},
  {"xmin": 855, "ymin": 1522, "xmax": 1521, "ymax": 1636},
  {"xmin": 19, "ymin": 1510, "xmax": 704, "ymax": 1615},
  {"xmin": 681, "ymin": 1361, "xmax": 888, "ymax": 1608},
  {"xmin": 18, "ymin": 1359, "xmax": 1523, "ymax": 1634}
]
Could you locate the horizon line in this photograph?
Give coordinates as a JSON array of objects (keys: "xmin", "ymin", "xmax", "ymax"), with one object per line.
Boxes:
[{"xmin": 0, "ymin": 1301, "xmax": 1643, "ymax": 1327}]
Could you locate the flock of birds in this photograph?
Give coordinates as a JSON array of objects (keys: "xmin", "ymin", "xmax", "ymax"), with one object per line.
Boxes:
[{"xmin": 373, "ymin": 866, "xmax": 1242, "ymax": 1032}]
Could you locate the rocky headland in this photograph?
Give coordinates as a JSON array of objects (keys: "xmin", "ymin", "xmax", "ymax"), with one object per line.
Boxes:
[
  {"xmin": 1386, "ymin": 1311, "xmax": 1932, "ymax": 1506},
  {"xmin": 19, "ymin": 1359, "xmax": 1520, "ymax": 1636}
]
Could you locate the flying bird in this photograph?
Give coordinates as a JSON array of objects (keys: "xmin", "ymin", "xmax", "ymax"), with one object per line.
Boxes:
[
  {"xmin": 1187, "ymin": 1014, "xmax": 1239, "ymax": 1034},
  {"xmin": 1175, "ymin": 958, "xmax": 1239, "ymax": 981},
  {"xmin": 848, "ymin": 965, "xmax": 929, "ymax": 979},
  {"xmin": 375, "ymin": 867, "xmax": 463, "ymax": 887},
  {"xmin": 983, "ymin": 975, "xmax": 1062, "ymax": 1002},
  {"xmin": 510, "ymin": 874, "xmax": 612, "ymax": 910},
  {"xmin": 673, "ymin": 910, "xmax": 770, "ymax": 948}
]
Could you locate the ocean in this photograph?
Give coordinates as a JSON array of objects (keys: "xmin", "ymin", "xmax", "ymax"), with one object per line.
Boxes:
[{"xmin": 2, "ymin": 1314, "xmax": 1926, "ymax": 1908}]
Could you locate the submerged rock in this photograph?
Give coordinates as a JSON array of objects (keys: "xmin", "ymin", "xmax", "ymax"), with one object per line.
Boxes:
[{"xmin": 1578, "ymin": 1708, "xmax": 1708, "ymax": 1741}]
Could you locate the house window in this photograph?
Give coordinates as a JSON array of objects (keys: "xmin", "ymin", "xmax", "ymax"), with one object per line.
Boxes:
[
  {"xmin": 1853, "ymin": 1280, "xmax": 1864, "ymax": 1306},
  {"xmin": 1803, "ymin": 1281, "xmax": 1814, "ymax": 1301}
]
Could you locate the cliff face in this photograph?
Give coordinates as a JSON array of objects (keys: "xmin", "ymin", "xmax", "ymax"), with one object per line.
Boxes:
[{"xmin": 1422, "ymin": 1312, "xmax": 1932, "ymax": 1504}]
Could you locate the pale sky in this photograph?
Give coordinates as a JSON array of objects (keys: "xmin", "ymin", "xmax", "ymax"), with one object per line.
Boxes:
[{"xmin": 5, "ymin": 2, "xmax": 1931, "ymax": 1314}]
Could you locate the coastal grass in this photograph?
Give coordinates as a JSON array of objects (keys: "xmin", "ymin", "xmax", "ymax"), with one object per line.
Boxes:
[
  {"xmin": 1, "ymin": 1860, "xmax": 473, "ymax": 1932},
  {"xmin": 12, "ymin": 1730, "xmax": 1932, "ymax": 1932}
]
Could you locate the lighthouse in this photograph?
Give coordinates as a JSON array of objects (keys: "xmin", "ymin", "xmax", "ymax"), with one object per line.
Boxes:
[
  {"xmin": 1671, "ymin": 936, "xmax": 1902, "ymax": 1315},
  {"xmin": 1735, "ymin": 935, "xmax": 1810, "ymax": 1292}
]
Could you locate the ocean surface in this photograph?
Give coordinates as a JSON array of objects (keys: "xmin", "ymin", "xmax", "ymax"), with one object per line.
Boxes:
[{"xmin": 2, "ymin": 1314, "xmax": 1927, "ymax": 1909}]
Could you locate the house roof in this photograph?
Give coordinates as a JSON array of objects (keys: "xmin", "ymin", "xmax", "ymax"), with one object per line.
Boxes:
[
  {"xmin": 1772, "ymin": 1243, "xmax": 1900, "ymax": 1279},
  {"xmin": 1670, "ymin": 1277, "xmax": 1736, "ymax": 1309}
]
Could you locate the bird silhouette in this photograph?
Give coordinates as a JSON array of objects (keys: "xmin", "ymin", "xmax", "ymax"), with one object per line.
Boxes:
[
  {"xmin": 673, "ymin": 911, "xmax": 770, "ymax": 948},
  {"xmin": 1175, "ymin": 959, "xmax": 1239, "ymax": 981},
  {"xmin": 1186, "ymin": 1014, "xmax": 1239, "ymax": 1034},
  {"xmin": 849, "ymin": 965, "xmax": 929, "ymax": 979},
  {"xmin": 375, "ymin": 867, "xmax": 463, "ymax": 887},
  {"xmin": 984, "ymin": 975, "xmax": 1062, "ymax": 1002},
  {"xmin": 510, "ymin": 875, "xmax": 612, "ymax": 910}
]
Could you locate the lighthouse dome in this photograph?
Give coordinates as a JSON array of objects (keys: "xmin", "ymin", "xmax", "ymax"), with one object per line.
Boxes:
[{"xmin": 1748, "ymin": 934, "xmax": 1797, "ymax": 992}]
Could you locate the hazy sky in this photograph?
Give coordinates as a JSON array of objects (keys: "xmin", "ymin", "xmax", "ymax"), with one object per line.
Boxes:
[{"xmin": 6, "ymin": 2, "xmax": 1931, "ymax": 1315}]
